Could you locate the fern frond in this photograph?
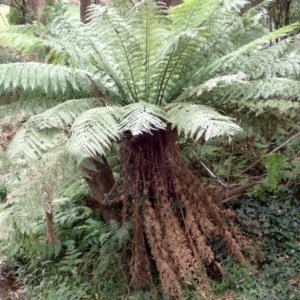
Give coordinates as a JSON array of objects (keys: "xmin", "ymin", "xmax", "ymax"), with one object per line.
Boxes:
[
  {"xmin": 230, "ymin": 38, "xmax": 300, "ymax": 79},
  {"xmin": 32, "ymin": 98, "xmax": 105, "ymax": 129},
  {"xmin": 7, "ymin": 124, "xmax": 67, "ymax": 161},
  {"xmin": 85, "ymin": 3, "xmax": 169, "ymax": 104},
  {"xmin": 126, "ymin": 0, "xmax": 170, "ymax": 102},
  {"xmin": 240, "ymin": 99, "xmax": 300, "ymax": 116},
  {"xmin": 0, "ymin": 62, "xmax": 93, "ymax": 93},
  {"xmin": 119, "ymin": 101, "xmax": 167, "ymax": 136},
  {"xmin": 170, "ymin": 0, "xmax": 221, "ymax": 32},
  {"xmin": 66, "ymin": 106, "xmax": 121, "ymax": 160},
  {"xmin": 6, "ymin": 98, "xmax": 107, "ymax": 160},
  {"xmin": 220, "ymin": 78, "xmax": 300, "ymax": 103},
  {"xmin": 175, "ymin": 72, "xmax": 248, "ymax": 102},
  {"xmin": 215, "ymin": 23, "xmax": 299, "ymax": 75},
  {"xmin": 167, "ymin": 103, "xmax": 241, "ymax": 141}
]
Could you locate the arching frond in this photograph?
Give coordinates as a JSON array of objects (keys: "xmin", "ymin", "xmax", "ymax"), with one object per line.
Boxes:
[
  {"xmin": 175, "ymin": 72, "xmax": 248, "ymax": 102},
  {"xmin": 119, "ymin": 102, "xmax": 167, "ymax": 136},
  {"xmin": 0, "ymin": 97, "xmax": 61, "ymax": 127},
  {"xmin": 239, "ymin": 99, "xmax": 300, "ymax": 116},
  {"xmin": 0, "ymin": 62, "xmax": 93, "ymax": 93},
  {"xmin": 187, "ymin": 77, "xmax": 300, "ymax": 115},
  {"xmin": 215, "ymin": 24, "xmax": 299, "ymax": 76},
  {"xmin": 32, "ymin": 98, "xmax": 105, "ymax": 129},
  {"xmin": 220, "ymin": 78, "xmax": 300, "ymax": 103},
  {"xmin": 166, "ymin": 103, "xmax": 241, "ymax": 141},
  {"xmin": 170, "ymin": 0, "xmax": 222, "ymax": 32},
  {"xmin": 229, "ymin": 38, "xmax": 300, "ymax": 79},
  {"xmin": 126, "ymin": 1, "xmax": 170, "ymax": 102},
  {"xmin": 66, "ymin": 106, "xmax": 121, "ymax": 160},
  {"xmin": 7, "ymin": 123, "xmax": 67, "ymax": 161}
]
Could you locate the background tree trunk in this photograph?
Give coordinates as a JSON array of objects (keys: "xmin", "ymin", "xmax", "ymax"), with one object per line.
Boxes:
[
  {"xmin": 26, "ymin": 0, "xmax": 46, "ymax": 23},
  {"xmin": 80, "ymin": 0, "xmax": 91, "ymax": 23}
]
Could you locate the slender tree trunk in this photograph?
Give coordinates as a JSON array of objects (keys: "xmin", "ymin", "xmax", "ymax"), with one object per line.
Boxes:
[
  {"xmin": 284, "ymin": 0, "xmax": 292, "ymax": 26},
  {"xmin": 80, "ymin": 0, "xmax": 91, "ymax": 23},
  {"xmin": 26, "ymin": 0, "xmax": 46, "ymax": 23}
]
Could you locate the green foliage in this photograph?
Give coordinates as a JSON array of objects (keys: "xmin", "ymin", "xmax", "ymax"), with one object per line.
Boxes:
[
  {"xmin": 6, "ymin": 8, "xmax": 25, "ymax": 25},
  {"xmin": 251, "ymin": 153, "xmax": 291, "ymax": 200},
  {"xmin": 1, "ymin": 1, "xmax": 300, "ymax": 299},
  {"xmin": 233, "ymin": 195, "xmax": 300, "ymax": 299},
  {"xmin": 207, "ymin": 193, "xmax": 300, "ymax": 299},
  {"xmin": 0, "ymin": 197, "xmax": 132, "ymax": 299},
  {"xmin": 3, "ymin": 0, "xmax": 292, "ymax": 163}
]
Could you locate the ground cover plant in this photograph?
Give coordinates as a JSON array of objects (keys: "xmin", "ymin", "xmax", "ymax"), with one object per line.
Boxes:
[{"xmin": 1, "ymin": 0, "xmax": 300, "ymax": 299}]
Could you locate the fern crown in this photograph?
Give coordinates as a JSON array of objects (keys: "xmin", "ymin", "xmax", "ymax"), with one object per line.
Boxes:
[{"xmin": 1, "ymin": 0, "xmax": 299, "ymax": 161}]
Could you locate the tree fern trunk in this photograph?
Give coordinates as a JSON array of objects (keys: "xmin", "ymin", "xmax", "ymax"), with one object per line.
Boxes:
[{"xmin": 120, "ymin": 128, "xmax": 251, "ymax": 298}]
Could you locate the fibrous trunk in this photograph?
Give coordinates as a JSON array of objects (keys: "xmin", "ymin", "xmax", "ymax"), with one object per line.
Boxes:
[{"xmin": 118, "ymin": 128, "xmax": 250, "ymax": 298}]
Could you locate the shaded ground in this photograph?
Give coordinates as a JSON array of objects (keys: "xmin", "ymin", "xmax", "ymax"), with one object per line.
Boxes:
[{"xmin": 0, "ymin": 255, "xmax": 20, "ymax": 300}]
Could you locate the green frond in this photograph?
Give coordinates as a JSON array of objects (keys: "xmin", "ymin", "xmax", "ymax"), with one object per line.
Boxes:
[
  {"xmin": 6, "ymin": 98, "xmax": 107, "ymax": 161},
  {"xmin": 84, "ymin": 3, "xmax": 169, "ymax": 104},
  {"xmin": 216, "ymin": 24, "xmax": 299, "ymax": 74},
  {"xmin": 0, "ymin": 62, "xmax": 93, "ymax": 94},
  {"xmin": 66, "ymin": 106, "xmax": 121, "ymax": 160},
  {"xmin": 119, "ymin": 101, "xmax": 167, "ymax": 136},
  {"xmin": 175, "ymin": 72, "xmax": 248, "ymax": 102},
  {"xmin": 32, "ymin": 98, "xmax": 105, "ymax": 129},
  {"xmin": 89, "ymin": 5, "xmax": 142, "ymax": 102},
  {"xmin": 44, "ymin": 31, "xmax": 90, "ymax": 68},
  {"xmin": 126, "ymin": 0, "xmax": 170, "ymax": 102},
  {"xmin": 169, "ymin": 0, "xmax": 221, "ymax": 31},
  {"xmin": 220, "ymin": 78, "xmax": 300, "ymax": 103},
  {"xmin": 7, "ymin": 124, "xmax": 67, "ymax": 161},
  {"xmin": 166, "ymin": 103, "xmax": 241, "ymax": 141},
  {"xmin": 240, "ymin": 99, "xmax": 300, "ymax": 116},
  {"xmin": 151, "ymin": 0, "xmax": 246, "ymax": 105},
  {"xmin": 230, "ymin": 38, "xmax": 300, "ymax": 79}
]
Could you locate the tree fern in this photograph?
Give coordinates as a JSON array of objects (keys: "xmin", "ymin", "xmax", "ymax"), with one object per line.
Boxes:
[{"xmin": 3, "ymin": 1, "xmax": 300, "ymax": 297}]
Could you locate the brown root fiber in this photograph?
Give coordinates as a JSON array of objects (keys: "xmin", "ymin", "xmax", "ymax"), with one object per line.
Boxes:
[{"xmin": 117, "ymin": 128, "xmax": 250, "ymax": 299}]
